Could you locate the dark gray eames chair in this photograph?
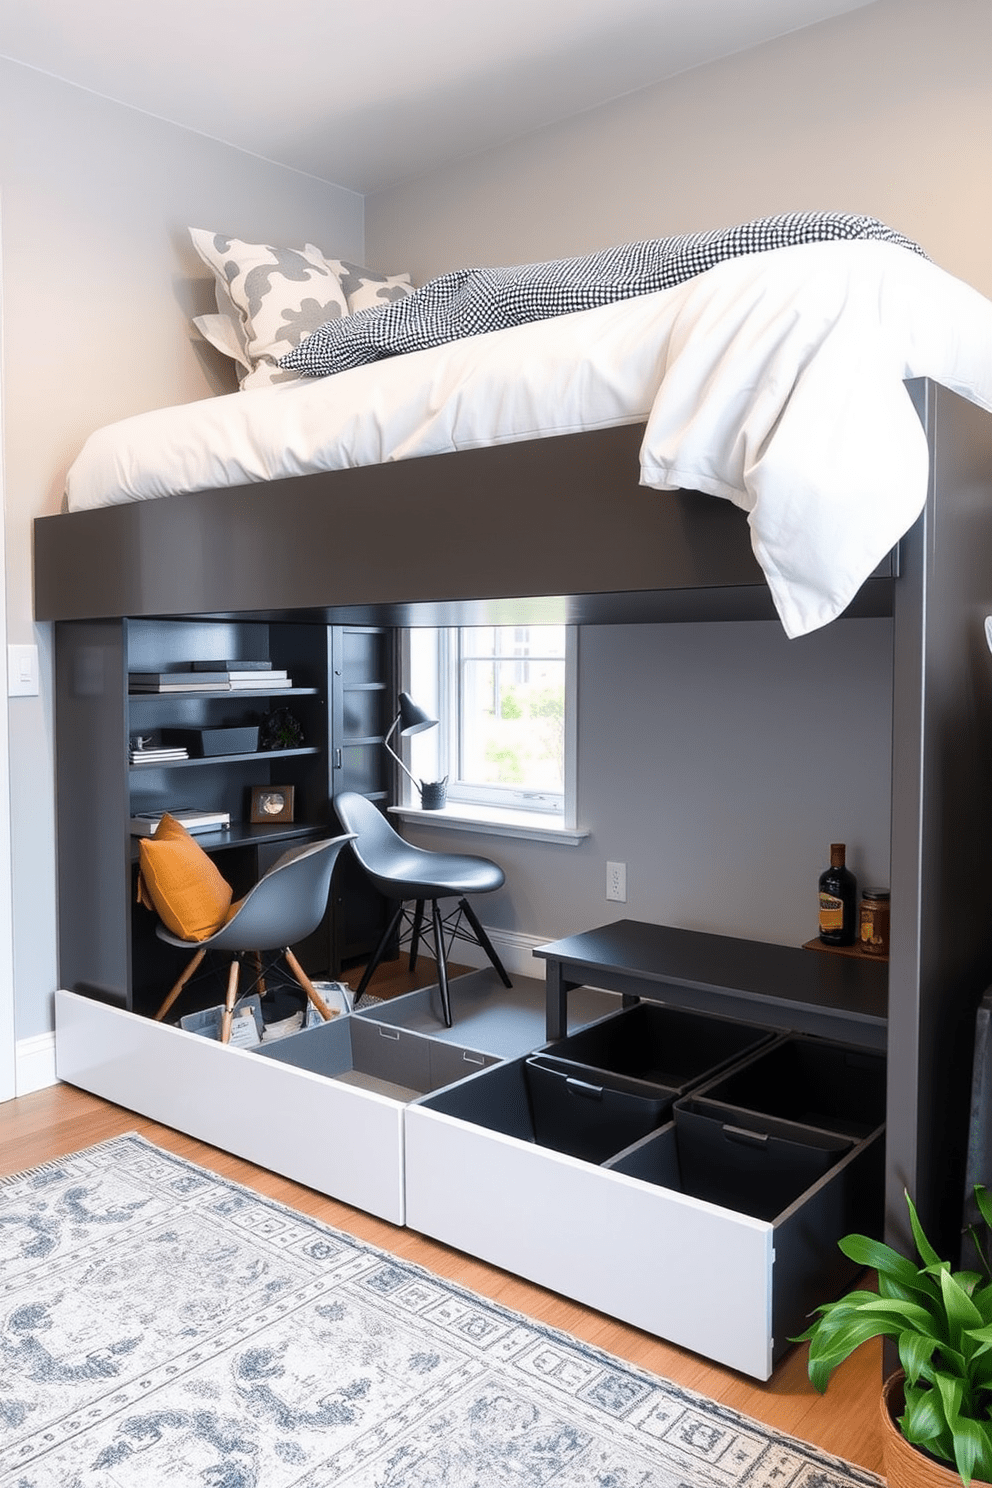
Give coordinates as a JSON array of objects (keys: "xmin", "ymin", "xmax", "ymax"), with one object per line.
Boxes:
[
  {"xmin": 334, "ymin": 791, "xmax": 511, "ymax": 1027},
  {"xmin": 153, "ymin": 834, "xmax": 354, "ymax": 1039}
]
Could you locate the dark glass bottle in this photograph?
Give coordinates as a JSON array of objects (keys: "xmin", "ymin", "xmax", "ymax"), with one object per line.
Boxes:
[{"xmin": 818, "ymin": 843, "xmax": 857, "ymax": 946}]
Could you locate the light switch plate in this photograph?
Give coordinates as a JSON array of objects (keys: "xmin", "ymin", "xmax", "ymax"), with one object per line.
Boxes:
[{"xmin": 8, "ymin": 644, "xmax": 39, "ymax": 697}]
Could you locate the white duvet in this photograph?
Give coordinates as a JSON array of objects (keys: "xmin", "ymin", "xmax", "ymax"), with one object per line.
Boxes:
[{"xmin": 65, "ymin": 240, "xmax": 992, "ymax": 638}]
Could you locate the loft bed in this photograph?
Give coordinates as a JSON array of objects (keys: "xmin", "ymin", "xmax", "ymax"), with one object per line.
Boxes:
[
  {"xmin": 36, "ymin": 227, "xmax": 992, "ymax": 636},
  {"xmin": 34, "ymin": 224, "xmax": 992, "ymax": 1279}
]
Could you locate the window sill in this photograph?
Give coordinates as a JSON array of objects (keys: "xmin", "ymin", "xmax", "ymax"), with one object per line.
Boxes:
[{"xmin": 389, "ymin": 802, "xmax": 588, "ymax": 846}]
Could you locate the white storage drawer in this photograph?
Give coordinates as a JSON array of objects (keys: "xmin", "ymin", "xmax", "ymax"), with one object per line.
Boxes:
[
  {"xmin": 404, "ymin": 1047, "xmax": 884, "ymax": 1380},
  {"xmin": 53, "ymin": 971, "xmax": 617, "ymax": 1228},
  {"xmin": 56, "ymin": 989, "xmax": 412, "ymax": 1221}
]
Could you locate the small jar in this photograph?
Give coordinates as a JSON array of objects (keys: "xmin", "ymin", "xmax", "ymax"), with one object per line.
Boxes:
[{"xmin": 859, "ymin": 889, "xmax": 890, "ymax": 957}]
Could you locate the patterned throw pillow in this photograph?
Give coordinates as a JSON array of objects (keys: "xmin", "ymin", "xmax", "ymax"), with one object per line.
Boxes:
[
  {"xmin": 189, "ymin": 230, "xmax": 414, "ymax": 389},
  {"xmin": 327, "ymin": 260, "xmax": 414, "ymax": 313},
  {"xmin": 189, "ymin": 230, "xmax": 351, "ymax": 389}
]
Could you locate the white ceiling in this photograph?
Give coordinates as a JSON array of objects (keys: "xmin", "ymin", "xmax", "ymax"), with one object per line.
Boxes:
[{"xmin": 0, "ymin": 0, "xmax": 876, "ymax": 194}]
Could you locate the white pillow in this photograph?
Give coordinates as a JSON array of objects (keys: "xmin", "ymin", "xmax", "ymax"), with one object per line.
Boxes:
[
  {"xmin": 192, "ymin": 312, "xmax": 251, "ymax": 375},
  {"xmin": 189, "ymin": 230, "xmax": 351, "ymax": 388}
]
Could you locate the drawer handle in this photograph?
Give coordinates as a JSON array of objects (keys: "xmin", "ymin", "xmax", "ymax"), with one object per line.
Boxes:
[
  {"xmin": 377, "ymin": 1026, "xmax": 401, "ymax": 1041},
  {"xmin": 566, "ymin": 1078, "xmax": 603, "ymax": 1102},
  {"xmin": 723, "ymin": 1124, "xmax": 768, "ymax": 1147}
]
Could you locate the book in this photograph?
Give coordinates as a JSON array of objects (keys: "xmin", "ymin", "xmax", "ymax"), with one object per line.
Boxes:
[
  {"xmin": 191, "ymin": 659, "xmax": 274, "ymax": 671},
  {"xmin": 129, "ymin": 669, "xmax": 229, "ymax": 682},
  {"xmin": 130, "ymin": 750, "xmax": 189, "ymax": 764},
  {"xmin": 129, "ymin": 680, "xmax": 230, "ymax": 692},
  {"xmin": 129, "ymin": 808, "xmax": 231, "ymax": 835},
  {"xmin": 227, "ymin": 675, "xmax": 291, "ymax": 688},
  {"xmin": 130, "ymin": 668, "xmax": 230, "ymax": 682}
]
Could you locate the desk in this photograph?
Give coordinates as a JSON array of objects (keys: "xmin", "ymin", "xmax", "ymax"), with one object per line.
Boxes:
[{"xmin": 534, "ymin": 919, "xmax": 888, "ymax": 1049}]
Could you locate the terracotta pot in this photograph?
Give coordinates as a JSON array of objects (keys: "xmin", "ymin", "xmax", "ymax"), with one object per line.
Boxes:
[{"xmin": 880, "ymin": 1371, "xmax": 975, "ymax": 1488}]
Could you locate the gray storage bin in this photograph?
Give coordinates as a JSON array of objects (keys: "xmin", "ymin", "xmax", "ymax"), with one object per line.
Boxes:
[{"xmin": 255, "ymin": 1014, "xmax": 498, "ymax": 1098}]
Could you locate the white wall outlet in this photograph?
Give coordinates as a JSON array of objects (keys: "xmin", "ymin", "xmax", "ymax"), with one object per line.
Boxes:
[
  {"xmin": 606, "ymin": 861, "xmax": 627, "ymax": 902},
  {"xmin": 7, "ymin": 643, "xmax": 39, "ymax": 697}
]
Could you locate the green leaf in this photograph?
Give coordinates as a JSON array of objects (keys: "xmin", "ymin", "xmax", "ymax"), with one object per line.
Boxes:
[
  {"xmin": 806, "ymin": 1315, "xmax": 904, "ymax": 1378},
  {"xmin": 880, "ymin": 1273, "xmax": 935, "ymax": 1305},
  {"xmin": 941, "ymin": 1268, "xmax": 985, "ymax": 1346},
  {"xmin": 973, "ymin": 1418, "xmax": 992, "ymax": 1483},
  {"xmin": 899, "ymin": 1329, "xmax": 937, "ymax": 1384},
  {"xmin": 934, "ymin": 1368, "xmax": 965, "ymax": 1424},
  {"xmin": 902, "ymin": 1381, "xmax": 948, "ymax": 1444},
  {"xmin": 833, "ymin": 1299, "xmax": 942, "ymax": 1345},
  {"xmin": 975, "ymin": 1184, "xmax": 992, "ymax": 1235},
  {"xmin": 907, "ymin": 1191, "xmax": 945, "ymax": 1269},
  {"xmin": 839, "ymin": 1232, "xmax": 939, "ymax": 1292},
  {"xmin": 951, "ymin": 1416, "xmax": 985, "ymax": 1487}
]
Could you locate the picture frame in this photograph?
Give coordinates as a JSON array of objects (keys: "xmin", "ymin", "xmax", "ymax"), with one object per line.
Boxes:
[{"xmin": 250, "ymin": 784, "xmax": 295, "ymax": 825}]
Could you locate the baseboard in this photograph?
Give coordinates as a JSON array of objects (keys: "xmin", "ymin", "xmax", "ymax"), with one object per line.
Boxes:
[
  {"xmin": 16, "ymin": 1029, "xmax": 58, "ymax": 1095},
  {"xmin": 447, "ymin": 926, "xmax": 548, "ymax": 981}
]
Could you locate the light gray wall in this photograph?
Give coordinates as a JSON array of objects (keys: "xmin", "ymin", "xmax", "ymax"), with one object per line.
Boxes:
[
  {"xmin": 406, "ymin": 619, "xmax": 893, "ymax": 948},
  {"xmin": 0, "ymin": 60, "xmax": 363, "ymax": 1039},
  {"xmin": 366, "ymin": 0, "xmax": 992, "ymax": 297},
  {"xmin": 366, "ymin": 0, "xmax": 992, "ymax": 950}
]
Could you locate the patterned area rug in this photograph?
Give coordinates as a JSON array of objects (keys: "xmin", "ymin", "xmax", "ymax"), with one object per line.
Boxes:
[{"xmin": 0, "ymin": 1135, "xmax": 881, "ymax": 1487}]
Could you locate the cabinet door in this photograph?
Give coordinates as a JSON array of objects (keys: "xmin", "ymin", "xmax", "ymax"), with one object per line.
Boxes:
[{"xmin": 329, "ymin": 626, "xmax": 396, "ymax": 969}]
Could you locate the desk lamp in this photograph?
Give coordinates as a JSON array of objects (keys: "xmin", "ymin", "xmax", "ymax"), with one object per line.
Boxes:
[{"xmin": 384, "ymin": 692, "xmax": 448, "ymax": 809}]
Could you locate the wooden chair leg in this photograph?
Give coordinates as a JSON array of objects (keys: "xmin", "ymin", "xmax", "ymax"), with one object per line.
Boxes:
[
  {"xmin": 154, "ymin": 946, "xmax": 206, "ymax": 1022},
  {"xmin": 220, "ymin": 958, "xmax": 240, "ymax": 1044},
  {"xmin": 284, "ymin": 947, "xmax": 336, "ymax": 1021},
  {"xmin": 252, "ymin": 950, "xmax": 267, "ymax": 998}
]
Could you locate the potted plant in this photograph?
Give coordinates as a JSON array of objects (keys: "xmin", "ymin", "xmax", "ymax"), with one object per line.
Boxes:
[{"xmin": 795, "ymin": 1186, "xmax": 992, "ymax": 1487}]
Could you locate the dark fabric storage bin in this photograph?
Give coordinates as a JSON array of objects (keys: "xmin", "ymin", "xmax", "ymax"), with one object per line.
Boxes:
[
  {"xmin": 606, "ymin": 1106, "xmax": 853, "ymax": 1222},
  {"xmin": 524, "ymin": 1054, "xmax": 676, "ymax": 1163},
  {"xmin": 691, "ymin": 1034, "xmax": 886, "ymax": 1139},
  {"xmin": 542, "ymin": 1002, "xmax": 774, "ymax": 1095}
]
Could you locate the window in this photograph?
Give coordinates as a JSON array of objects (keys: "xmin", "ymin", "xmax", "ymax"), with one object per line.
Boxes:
[{"xmin": 405, "ymin": 625, "xmax": 577, "ymax": 828}]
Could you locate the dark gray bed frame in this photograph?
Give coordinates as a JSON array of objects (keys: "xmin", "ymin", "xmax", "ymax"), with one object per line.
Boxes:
[{"xmin": 33, "ymin": 380, "xmax": 992, "ymax": 1268}]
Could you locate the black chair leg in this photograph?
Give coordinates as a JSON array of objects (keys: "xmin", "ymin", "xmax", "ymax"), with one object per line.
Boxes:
[
  {"xmin": 408, "ymin": 899, "xmax": 425, "ymax": 972},
  {"xmin": 458, "ymin": 896, "xmax": 512, "ymax": 987},
  {"xmin": 353, "ymin": 901, "xmax": 405, "ymax": 1005},
  {"xmin": 430, "ymin": 899, "xmax": 453, "ymax": 1028}
]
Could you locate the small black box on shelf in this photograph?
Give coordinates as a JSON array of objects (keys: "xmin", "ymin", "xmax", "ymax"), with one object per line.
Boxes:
[{"xmin": 164, "ymin": 726, "xmax": 259, "ymax": 757}]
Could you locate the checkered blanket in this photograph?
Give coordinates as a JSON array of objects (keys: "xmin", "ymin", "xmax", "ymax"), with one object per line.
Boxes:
[{"xmin": 280, "ymin": 211, "xmax": 926, "ymax": 379}]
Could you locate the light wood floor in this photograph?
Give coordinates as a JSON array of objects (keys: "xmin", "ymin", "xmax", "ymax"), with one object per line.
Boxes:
[{"xmin": 0, "ymin": 956, "xmax": 883, "ymax": 1475}]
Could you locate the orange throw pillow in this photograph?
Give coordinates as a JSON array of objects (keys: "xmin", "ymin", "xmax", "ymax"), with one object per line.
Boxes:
[{"xmin": 137, "ymin": 813, "xmax": 233, "ymax": 942}]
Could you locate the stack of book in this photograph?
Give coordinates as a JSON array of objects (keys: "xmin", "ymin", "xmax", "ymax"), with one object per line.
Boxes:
[
  {"xmin": 127, "ymin": 661, "xmax": 293, "ymax": 692},
  {"xmin": 129, "ymin": 742, "xmax": 189, "ymax": 764},
  {"xmin": 129, "ymin": 670, "xmax": 229, "ymax": 693},
  {"xmin": 129, "ymin": 807, "xmax": 231, "ymax": 836},
  {"xmin": 192, "ymin": 660, "xmax": 293, "ymax": 689}
]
